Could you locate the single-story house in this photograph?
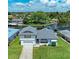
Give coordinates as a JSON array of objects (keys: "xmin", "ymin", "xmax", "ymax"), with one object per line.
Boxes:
[
  {"xmin": 58, "ymin": 30, "xmax": 70, "ymax": 42},
  {"xmin": 8, "ymin": 18, "xmax": 23, "ymax": 25},
  {"xmin": 19, "ymin": 26, "xmax": 58, "ymax": 46}
]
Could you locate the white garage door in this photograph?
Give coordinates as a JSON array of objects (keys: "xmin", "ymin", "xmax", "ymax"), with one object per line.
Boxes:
[{"xmin": 21, "ymin": 38, "xmax": 35, "ymax": 45}]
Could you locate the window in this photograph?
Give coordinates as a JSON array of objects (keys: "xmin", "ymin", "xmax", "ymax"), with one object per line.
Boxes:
[
  {"xmin": 31, "ymin": 35, "xmax": 35, "ymax": 38},
  {"xmin": 40, "ymin": 39, "xmax": 48, "ymax": 43},
  {"xmin": 24, "ymin": 35, "xmax": 31, "ymax": 38}
]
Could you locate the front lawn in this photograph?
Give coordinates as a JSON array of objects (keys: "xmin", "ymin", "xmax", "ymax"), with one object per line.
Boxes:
[
  {"xmin": 8, "ymin": 37, "xmax": 22, "ymax": 59},
  {"xmin": 33, "ymin": 37, "xmax": 70, "ymax": 59}
]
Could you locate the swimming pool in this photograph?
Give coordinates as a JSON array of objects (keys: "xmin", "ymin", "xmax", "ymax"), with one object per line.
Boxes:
[{"xmin": 8, "ymin": 28, "xmax": 20, "ymax": 42}]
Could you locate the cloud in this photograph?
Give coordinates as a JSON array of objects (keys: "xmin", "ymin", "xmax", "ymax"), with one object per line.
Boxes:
[
  {"xmin": 40, "ymin": 0, "xmax": 49, "ymax": 4},
  {"xmin": 14, "ymin": 1, "xmax": 33, "ymax": 7},
  {"xmin": 40, "ymin": 0, "xmax": 57, "ymax": 7},
  {"xmin": 66, "ymin": 0, "xmax": 70, "ymax": 5},
  {"xmin": 48, "ymin": 0, "xmax": 57, "ymax": 7},
  {"xmin": 15, "ymin": 2, "xmax": 25, "ymax": 7},
  {"xmin": 29, "ymin": 1, "xmax": 34, "ymax": 3},
  {"xmin": 60, "ymin": 0, "xmax": 70, "ymax": 7},
  {"xmin": 8, "ymin": 0, "xmax": 70, "ymax": 12}
]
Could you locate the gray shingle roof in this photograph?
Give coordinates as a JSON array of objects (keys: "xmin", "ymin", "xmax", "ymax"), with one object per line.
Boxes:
[
  {"xmin": 59, "ymin": 30, "xmax": 70, "ymax": 38},
  {"xmin": 19, "ymin": 26, "xmax": 57, "ymax": 40},
  {"xmin": 19, "ymin": 26, "xmax": 37, "ymax": 35},
  {"xmin": 12, "ymin": 19, "xmax": 23, "ymax": 22},
  {"xmin": 37, "ymin": 28, "xmax": 57, "ymax": 40}
]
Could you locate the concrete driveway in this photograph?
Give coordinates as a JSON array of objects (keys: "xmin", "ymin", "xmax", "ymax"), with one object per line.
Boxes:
[{"xmin": 19, "ymin": 43, "xmax": 33, "ymax": 59}]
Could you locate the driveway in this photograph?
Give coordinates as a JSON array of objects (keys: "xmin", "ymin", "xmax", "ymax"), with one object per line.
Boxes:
[{"xmin": 19, "ymin": 43, "xmax": 33, "ymax": 59}]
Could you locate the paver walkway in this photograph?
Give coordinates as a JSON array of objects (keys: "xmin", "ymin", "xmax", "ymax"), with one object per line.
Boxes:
[{"xmin": 19, "ymin": 43, "xmax": 33, "ymax": 59}]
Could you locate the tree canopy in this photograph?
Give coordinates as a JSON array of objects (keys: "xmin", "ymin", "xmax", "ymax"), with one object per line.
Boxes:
[{"xmin": 8, "ymin": 11, "xmax": 70, "ymax": 26}]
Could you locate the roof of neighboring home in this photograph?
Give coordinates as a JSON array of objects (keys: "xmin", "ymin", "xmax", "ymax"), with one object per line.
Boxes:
[
  {"xmin": 59, "ymin": 30, "xmax": 70, "ymax": 38},
  {"xmin": 19, "ymin": 26, "xmax": 37, "ymax": 35},
  {"xmin": 37, "ymin": 28, "xmax": 57, "ymax": 39},
  {"xmin": 12, "ymin": 19, "xmax": 23, "ymax": 21}
]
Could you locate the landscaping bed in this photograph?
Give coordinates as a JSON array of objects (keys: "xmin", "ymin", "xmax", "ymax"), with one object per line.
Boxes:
[
  {"xmin": 8, "ymin": 36, "xmax": 22, "ymax": 59},
  {"xmin": 33, "ymin": 37, "xmax": 70, "ymax": 59}
]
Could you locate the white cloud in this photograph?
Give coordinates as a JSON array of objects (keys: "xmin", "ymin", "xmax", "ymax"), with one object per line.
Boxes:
[
  {"xmin": 14, "ymin": 2, "xmax": 33, "ymax": 7},
  {"xmin": 40, "ymin": 0, "xmax": 57, "ymax": 7},
  {"xmin": 9, "ymin": 0, "xmax": 70, "ymax": 12},
  {"xmin": 48, "ymin": 0, "xmax": 56, "ymax": 7},
  {"xmin": 40, "ymin": 0, "xmax": 49, "ymax": 4},
  {"xmin": 66, "ymin": 0, "xmax": 70, "ymax": 4},
  {"xmin": 15, "ymin": 2, "xmax": 25, "ymax": 6},
  {"xmin": 60, "ymin": 0, "xmax": 70, "ymax": 8},
  {"xmin": 27, "ymin": 1, "xmax": 34, "ymax": 7},
  {"xmin": 29, "ymin": 1, "xmax": 34, "ymax": 3}
]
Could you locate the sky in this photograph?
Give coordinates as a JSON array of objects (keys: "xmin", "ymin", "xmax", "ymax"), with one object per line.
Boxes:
[{"xmin": 8, "ymin": 0, "xmax": 70, "ymax": 12}]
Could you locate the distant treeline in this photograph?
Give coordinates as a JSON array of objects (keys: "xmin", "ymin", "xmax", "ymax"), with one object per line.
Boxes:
[{"xmin": 8, "ymin": 11, "xmax": 70, "ymax": 26}]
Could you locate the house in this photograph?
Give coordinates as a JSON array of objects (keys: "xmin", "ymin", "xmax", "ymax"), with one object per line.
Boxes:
[
  {"xmin": 19, "ymin": 26, "xmax": 58, "ymax": 46},
  {"xmin": 58, "ymin": 30, "xmax": 70, "ymax": 42},
  {"xmin": 8, "ymin": 18, "xmax": 23, "ymax": 26},
  {"xmin": 37, "ymin": 28, "xmax": 57, "ymax": 44},
  {"xmin": 19, "ymin": 26, "xmax": 37, "ymax": 45}
]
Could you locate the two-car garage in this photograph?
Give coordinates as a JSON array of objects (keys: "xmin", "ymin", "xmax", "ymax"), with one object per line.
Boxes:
[{"xmin": 20, "ymin": 38, "xmax": 35, "ymax": 45}]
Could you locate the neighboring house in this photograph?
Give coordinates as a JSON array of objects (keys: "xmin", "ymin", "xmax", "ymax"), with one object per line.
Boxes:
[
  {"xmin": 8, "ymin": 18, "xmax": 23, "ymax": 25},
  {"xmin": 19, "ymin": 26, "xmax": 58, "ymax": 46},
  {"xmin": 58, "ymin": 30, "xmax": 70, "ymax": 42},
  {"xmin": 37, "ymin": 28, "xmax": 57, "ymax": 44}
]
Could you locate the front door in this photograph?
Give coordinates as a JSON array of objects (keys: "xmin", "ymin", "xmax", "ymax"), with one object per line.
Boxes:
[{"xmin": 36, "ymin": 39, "xmax": 39, "ymax": 44}]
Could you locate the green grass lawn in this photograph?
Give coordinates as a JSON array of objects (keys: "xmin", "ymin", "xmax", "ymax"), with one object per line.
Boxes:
[
  {"xmin": 8, "ymin": 37, "xmax": 22, "ymax": 59},
  {"xmin": 33, "ymin": 37, "xmax": 70, "ymax": 59}
]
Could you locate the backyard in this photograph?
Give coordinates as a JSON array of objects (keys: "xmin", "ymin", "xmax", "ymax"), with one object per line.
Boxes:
[
  {"xmin": 33, "ymin": 37, "xmax": 70, "ymax": 59},
  {"xmin": 8, "ymin": 37, "xmax": 22, "ymax": 59}
]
